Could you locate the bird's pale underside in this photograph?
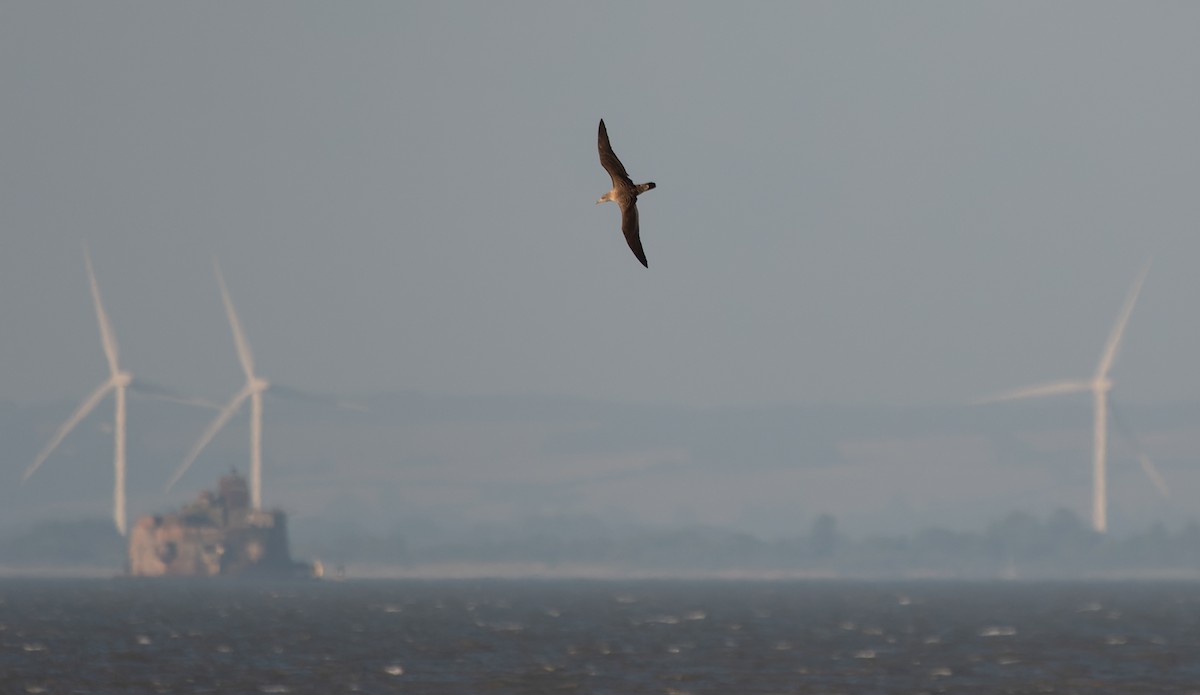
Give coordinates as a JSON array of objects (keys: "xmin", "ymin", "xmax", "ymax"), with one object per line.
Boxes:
[{"xmin": 597, "ymin": 119, "xmax": 656, "ymax": 268}]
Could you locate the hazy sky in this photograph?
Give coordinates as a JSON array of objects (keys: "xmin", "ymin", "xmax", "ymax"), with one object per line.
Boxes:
[{"xmin": 3, "ymin": 2, "xmax": 1200, "ymax": 410}]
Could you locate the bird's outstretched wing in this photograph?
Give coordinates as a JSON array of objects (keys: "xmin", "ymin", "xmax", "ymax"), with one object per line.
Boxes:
[
  {"xmin": 598, "ymin": 119, "xmax": 633, "ymax": 188},
  {"xmin": 619, "ymin": 197, "xmax": 648, "ymax": 267}
]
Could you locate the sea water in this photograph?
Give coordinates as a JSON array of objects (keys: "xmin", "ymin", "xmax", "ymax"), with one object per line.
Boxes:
[{"xmin": 2, "ymin": 578, "xmax": 1198, "ymax": 694}]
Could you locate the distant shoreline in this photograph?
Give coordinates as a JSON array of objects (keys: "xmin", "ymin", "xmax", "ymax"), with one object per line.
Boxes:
[
  {"xmin": 0, "ymin": 564, "xmax": 119, "ymax": 579},
  {"xmin": 304, "ymin": 563, "xmax": 1200, "ymax": 582},
  {"xmin": 6, "ymin": 562, "xmax": 1200, "ymax": 582}
]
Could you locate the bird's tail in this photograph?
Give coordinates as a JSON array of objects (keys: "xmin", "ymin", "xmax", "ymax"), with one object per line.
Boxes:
[{"xmin": 635, "ymin": 182, "xmax": 656, "ymax": 196}]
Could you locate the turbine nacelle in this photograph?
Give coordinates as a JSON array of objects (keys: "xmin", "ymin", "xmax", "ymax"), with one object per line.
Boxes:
[
  {"xmin": 250, "ymin": 376, "xmax": 270, "ymax": 394},
  {"xmin": 113, "ymin": 371, "xmax": 133, "ymax": 388}
]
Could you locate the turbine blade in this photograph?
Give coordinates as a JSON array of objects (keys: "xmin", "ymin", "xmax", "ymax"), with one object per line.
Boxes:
[
  {"xmin": 23, "ymin": 379, "xmax": 115, "ymax": 482},
  {"xmin": 267, "ymin": 384, "xmax": 367, "ymax": 411},
  {"xmin": 213, "ymin": 258, "xmax": 256, "ymax": 380},
  {"xmin": 975, "ymin": 380, "xmax": 1092, "ymax": 404},
  {"xmin": 1096, "ymin": 260, "xmax": 1151, "ymax": 379},
  {"xmin": 84, "ymin": 246, "xmax": 120, "ymax": 376},
  {"xmin": 1109, "ymin": 398, "xmax": 1170, "ymax": 499},
  {"xmin": 265, "ymin": 383, "xmax": 329, "ymax": 403},
  {"xmin": 143, "ymin": 393, "xmax": 222, "ymax": 410},
  {"xmin": 129, "ymin": 378, "xmax": 220, "ymax": 410},
  {"xmin": 165, "ymin": 387, "xmax": 251, "ymax": 491},
  {"xmin": 1137, "ymin": 453, "xmax": 1170, "ymax": 499}
]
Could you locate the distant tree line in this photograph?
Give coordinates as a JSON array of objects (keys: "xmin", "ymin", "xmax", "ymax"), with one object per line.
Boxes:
[
  {"xmin": 6, "ymin": 510, "xmax": 1200, "ymax": 578},
  {"xmin": 294, "ymin": 509, "xmax": 1200, "ymax": 578},
  {"xmin": 0, "ymin": 518, "xmax": 126, "ymax": 569}
]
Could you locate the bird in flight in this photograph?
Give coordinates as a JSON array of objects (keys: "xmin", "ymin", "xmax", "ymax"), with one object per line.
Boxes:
[{"xmin": 596, "ymin": 119, "xmax": 656, "ymax": 268}]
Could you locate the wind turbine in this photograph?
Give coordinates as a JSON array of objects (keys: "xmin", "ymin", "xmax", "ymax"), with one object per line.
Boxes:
[
  {"xmin": 979, "ymin": 262, "xmax": 1166, "ymax": 533},
  {"xmin": 165, "ymin": 260, "xmax": 272, "ymax": 510},
  {"xmin": 23, "ymin": 250, "xmax": 133, "ymax": 536},
  {"xmin": 165, "ymin": 260, "xmax": 360, "ymax": 508}
]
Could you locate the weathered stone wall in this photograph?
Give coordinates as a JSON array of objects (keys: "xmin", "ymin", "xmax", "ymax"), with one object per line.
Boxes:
[{"xmin": 127, "ymin": 472, "xmax": 304, "ymax": 578}]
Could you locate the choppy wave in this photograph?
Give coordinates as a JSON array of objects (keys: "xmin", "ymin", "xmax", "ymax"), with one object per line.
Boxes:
[{"xmin": 2, "ymin": 579, "xmax": 1200, "ymax": 693}]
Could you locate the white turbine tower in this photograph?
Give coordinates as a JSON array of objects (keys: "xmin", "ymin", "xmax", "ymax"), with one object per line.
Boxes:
[
  {"xmin": 23, "ymin": 250, "xmax": 133, "ymax": 536},
  {"xmin": 980, "ymin": 263, "xmax": 1166, "ymax": 533},
  {"xmin": 167, "ymin": 260, "xmax": 270, "ymax": 509}
]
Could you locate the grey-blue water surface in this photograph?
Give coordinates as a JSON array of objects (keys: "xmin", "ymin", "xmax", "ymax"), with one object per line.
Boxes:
[{"xmin": 2, "ymin": 579, "xmax": 1199, "ymax": 694}]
